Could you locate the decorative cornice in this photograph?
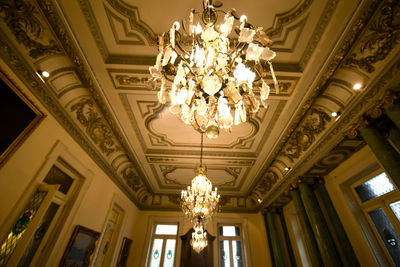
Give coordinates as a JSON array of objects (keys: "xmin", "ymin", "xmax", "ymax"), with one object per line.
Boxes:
[
  {"xmin": 36, "ymin": 0, "xmax": 153, "ymax": 192},
  {"xmin": 0, "ymin": 0, "xmax": 62, "ymax": 59},
  {"xmin": 0, "ymin": 31, "xmax": 145, "ymax": 206},
  {"xmin": 344, "ymin": 0, "xmax": 400, "ymax": 73},
  {"xmin": 250, "ymin": 0, "xmax": 384, "ymax": 203},
  {"xmin": 280, "ymin": 108, "xmax": 331, "ymax": 162},
  {"xmin": 265, "ymin": 0, "xmax": 313, "ymax": 38},
  {"xmin": 299, "ymin": 0, "xmax": 339, "ymax": 69},
  {"xmin": 262, "ymin": 52, "xmax": 400, "ymax": 210}
]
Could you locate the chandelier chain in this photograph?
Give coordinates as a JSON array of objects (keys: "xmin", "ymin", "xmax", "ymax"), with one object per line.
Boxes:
[{"xmin": 200, "ymin": 132, "xmax": 204, "ymax": 167}]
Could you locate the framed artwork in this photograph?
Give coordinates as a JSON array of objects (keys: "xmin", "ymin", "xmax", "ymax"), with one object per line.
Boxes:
[
  {"xmin": 59, "ymin": 225, "xmax": 100, "ymax": 267},
  {"xmin": 0, "ymin": 70, "xmax": 45, "ymax": 167},
  {"xmin": 116, "ymin": 237, "xmax": 132, "ymax": 267}
]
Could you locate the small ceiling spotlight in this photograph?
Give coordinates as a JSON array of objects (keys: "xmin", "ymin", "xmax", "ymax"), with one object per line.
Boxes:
[
  {"xmin": 353, "ymin": 83, "xmax": 362, "ymax": 90},
  {"xmin": 284, "ymin": 167, "xmax": 291, "ymax": 171},
  {"xmin": 38, "ymin": 70, "xmax": 50, "ymax": 78},
  {"xmin": 257, "ymin": 199, "xmax": 262, "ymax": 203},
  {"xmin": 331, "ymin": 111, "xmax": 341, "ymax": 118}
]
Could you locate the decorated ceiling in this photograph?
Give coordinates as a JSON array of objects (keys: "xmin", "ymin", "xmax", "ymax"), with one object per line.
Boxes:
[{"xmin": 0, "ymin": 0, "xmax": 399, "ymax": 211}]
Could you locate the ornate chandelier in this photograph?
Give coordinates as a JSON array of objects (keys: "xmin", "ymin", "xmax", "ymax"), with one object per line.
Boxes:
[
  {"xmin": 181, "ymin": 133, "xmax": 219, "ymax": 252},
  {"xmin": 149, "ymin": 0, "xmax": 278, "ymax": 138},
  {"xmin": 191, "ymin": 222, "xmax": 208, "ymax": 253}
]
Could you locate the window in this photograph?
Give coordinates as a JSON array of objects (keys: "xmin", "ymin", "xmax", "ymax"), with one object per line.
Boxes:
[
  {"xmin": 218, "ymin": 225, "xmax": 245, "ymax": 267},
  {"xmin": 352, "ymin": 171, "xmax": 400, "ymax": 266},
  {"xmin": 147, "ymin": 224, "xmax": 178, "ymax": 267}
]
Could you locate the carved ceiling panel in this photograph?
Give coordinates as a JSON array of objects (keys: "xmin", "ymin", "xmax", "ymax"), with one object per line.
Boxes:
[{"xmin": 1, "ymin": 0, "xmax": 398, "ymax": 212}]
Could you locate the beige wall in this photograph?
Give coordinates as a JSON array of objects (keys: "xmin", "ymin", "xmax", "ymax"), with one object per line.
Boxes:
[
  {"xmin": 129, "ymin": 210, "xmax": 271, "ymax": 267},
  {"xmin": 0, "ymin": 64, "xmax": 139, "ymax": 266}
]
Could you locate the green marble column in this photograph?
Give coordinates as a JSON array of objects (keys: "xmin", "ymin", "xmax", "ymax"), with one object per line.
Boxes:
[
  {"xmin": 386, "ymin": 103, "xmax": 400, "ymax": 129},
  {"xmin": 315, "ymin": 180, "xmax": 360, "ymax": 266},
  {"xmin": 290, "ymin": 188, "xmax": 322, "ymax": 266},
  {"xmin": 388, "ymin": 126, "xmax": 400, "ymax": 151},
  {"xmin": 265, "ymin": 211, "xmax": 285, "ymax": 267},
  {"xmin": 359, "ymin": 127, "xmax": 400, "ymax": 188},
  {"xmin": 278, "ymin": 210, "xmax": 297, "ymax": 266},
  {"xmin": 263, "ymin": 212, "xmax": 276, "ymax": 267},
  {"xmin": 299, "ymin": 183, "xmax": 341, "ymax": 267}
]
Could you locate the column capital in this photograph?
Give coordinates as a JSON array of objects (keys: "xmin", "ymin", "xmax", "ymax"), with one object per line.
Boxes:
[
  {"xmin": 344, "ymin": 117, "xmax": 369, "ymax": 138},
  {"xmin": 382, "ymin": 89, "xmax": 400, "ymax": 109}
]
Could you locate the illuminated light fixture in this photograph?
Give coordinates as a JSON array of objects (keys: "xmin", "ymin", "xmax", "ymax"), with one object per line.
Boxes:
[
  {"xmin": 38, "ymin": 70, "xmax": 50, "ymax": 78},
  {"xmin": 284, "ymin": 167, "xmax": 291, "ymax": 171},
  {"xmin": 331, "ymin": 111, "xmax": 341, "ymax": 118},
  {"xmin": 257, "ymin": 198, "xmax": 262, "ymax": 203},
  {"xmin": 149, "ymin": 0, "xmax": 279, "ymax": 138},
  {"xmin": 353, "ymin": 83, "xmax": 362, "ymax": 90},
  {"xmin": 181, "ymin": 133, "xmax": 220, "ymax": 252},
  {"xmin": 191, "ymin": 223, "xmax": 208, "ymax": 253}
]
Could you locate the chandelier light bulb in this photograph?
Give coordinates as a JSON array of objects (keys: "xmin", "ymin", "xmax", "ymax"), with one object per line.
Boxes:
[{"xmin": 149, "ymin": 0, "xmax": 279, "ymax": 138}]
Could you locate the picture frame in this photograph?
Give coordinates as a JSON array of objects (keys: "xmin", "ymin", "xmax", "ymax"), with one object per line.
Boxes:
[
  {"xmin": 0, "ymin": 69, "xmax": 45, "ymax": 167},
  {"xmin": 59, "ymin": 225, "xmax": 100, "ymax": 267},
  {"xmin": 116, "ymin": 237, "xmax": 133, "ymax": 267}
]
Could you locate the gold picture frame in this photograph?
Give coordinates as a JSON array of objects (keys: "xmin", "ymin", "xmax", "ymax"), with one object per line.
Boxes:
[
  {"xmin": 116, "ymin": 237, "xmax": 132, "ymax": 267},
  {"xmin": 0, "ymin": 69, "xmax": 45, "ymax": 167},
  {"xmin": 59, "ymin": 225, "xmax": 100, "ymax": 267}
]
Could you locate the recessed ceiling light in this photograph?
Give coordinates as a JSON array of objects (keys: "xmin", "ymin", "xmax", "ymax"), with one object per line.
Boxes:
[
  {"xmin": 353, "ymin": 83, "xmax": 362, "ymax": 90},
  {"xmin": 257, "ymin": 199, "xmax": 262, "ymax": 203},
  {"xmin": 331, "ymin": 112, "xmax": 338, "ymax": 117},
  {"xmin": 38, "ymin": 70, "xmax": 50, "ymax": 78},
  {"xmin": 284, "ymin": 167, "xmax": 291, "ymax": 171}
]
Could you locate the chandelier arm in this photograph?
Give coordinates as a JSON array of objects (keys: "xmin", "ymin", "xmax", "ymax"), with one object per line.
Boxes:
[{"xmin": 174, "ymin": 42, "xmax": 189, "ymax": 56}]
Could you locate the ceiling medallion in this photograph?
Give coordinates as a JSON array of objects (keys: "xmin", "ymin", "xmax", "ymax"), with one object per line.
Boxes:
[
  {"xmin": 181, "ymin": 133, "xmax": 219, "ymax": 252},
  {"xmin": 149, "ymin": 0, "xmax": 278, "ymax": 139}
]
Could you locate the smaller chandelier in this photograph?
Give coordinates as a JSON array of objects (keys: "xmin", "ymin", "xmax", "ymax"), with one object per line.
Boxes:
[
  {"xmin": 181, "ymin": 166, "xmax": 220, "ymax": 226},
  {"xmin": 191, "ymin": 223, "xmax": 208, "ymax": 253},
  {"xmin": 180, "ymin": 133, "xmax": 219, "ymax": 252},
  {"xmin": 149, "ymin": 0, "xmax": 278, "ymax": 138}
]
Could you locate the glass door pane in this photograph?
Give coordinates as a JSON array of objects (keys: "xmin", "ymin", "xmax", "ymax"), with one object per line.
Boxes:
[
  {"xmin": 163, "ymin": 239, "xmax": 176, "ymax": 267},
  {"xmin": 220, "ymin": 240, "xmax": 230, "ymax": 267},
  {"xmin": 17, "ymin": 203, "xmax": 59, "ymax": 267},
  {"xmin": 149, "ymin": 239, "xmax": 163, "ymax": 267},
  {"xmin": 368, "ymin": 208, "xmax": 400, "ymax": 265},
  {"xmin": 232, "ymin": 240, "xmax": 243, "ymax": 267},
  {"xmin": 390, "ymin": 200, "xmax": 400, "ymax": 221}
]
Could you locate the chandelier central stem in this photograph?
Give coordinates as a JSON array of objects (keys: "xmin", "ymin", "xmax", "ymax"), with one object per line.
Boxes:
[{"xmin": 200, "ymin": 132, "xmax": 204, "ymax": 167}]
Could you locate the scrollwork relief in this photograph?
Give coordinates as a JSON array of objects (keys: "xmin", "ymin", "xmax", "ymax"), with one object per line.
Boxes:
[
  {"xmin": 116, "ymin": 74, "xmax": 149, "ymax": 86},
  {"xmin": 280, "ymin": 109, "xmax": 331, "ymax": 162},
  {"xmin": 253, "ymin": 171, "xmax": 278, "ymax": 197},
  {"xmin": 121, "ymin": 166, "xmax": 144, "ymax": 191},
  {"xmin": 345, "ymin": 0, "xmax": 400, "ymax": 73},
  {"xmin": 71, "ymin": 98, "xmax": 118, "ymax": 156},
  {"xmin": 0, "ymin": 0, "xmax": 61, "ymax": 59}
]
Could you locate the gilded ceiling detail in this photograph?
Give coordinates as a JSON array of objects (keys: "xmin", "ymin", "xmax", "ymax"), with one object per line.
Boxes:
[
  {"xmin": 71, "ymin": 98, "xmax": 119, "ymax": 156},
  {"xmin": 265, "ymin": 0, "xmax": 313, "ymax": 37},
  {"xmin": 1, "ymin": 0, "xmax": 399, "ymax": 212},
  {"xmin": 345, "ymin": 0, "xmax": 400, "ymax": 73},
  {"xmin": 299, "ymin": 0, "xmax": 338, "ymax": 69},
  {"xmin": 104, "ymin": 4, "xmax": 146, "ymax": 46},
  {"xmin": 280, "ymin": 108, "xmax": 331, "ymax": 162},
  {"xmin": 0, "ymin": 0, "xmax": 62, "ymax": 58},
  {"xmin": 264, "ymin": 50, "xmax": 400, "ymax": 210},
  {"xmin": 251, "ymin": 0, "xmax": 395, "ymax": 206}
]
